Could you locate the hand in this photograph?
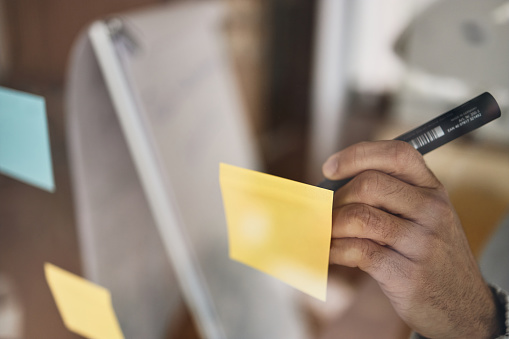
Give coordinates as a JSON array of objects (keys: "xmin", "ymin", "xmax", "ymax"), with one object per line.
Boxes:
[{"xmin": 323, "ymin": 140, "xmax": 503, "ymax": 339}]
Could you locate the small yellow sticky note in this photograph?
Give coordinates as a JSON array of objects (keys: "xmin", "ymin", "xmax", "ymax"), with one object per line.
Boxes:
[
  {"xmin": 44, "ymin": 263, "xmax": 124, "ymax": 339},
  {"xmin": 219, "ymin": 163, "xmax": 333, "ymax": 301}
]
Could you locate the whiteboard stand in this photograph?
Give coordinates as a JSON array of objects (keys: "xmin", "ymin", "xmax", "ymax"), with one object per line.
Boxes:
[{"xmin": 88, "ymin": 20, "xmax": 225, "ymax": 339}]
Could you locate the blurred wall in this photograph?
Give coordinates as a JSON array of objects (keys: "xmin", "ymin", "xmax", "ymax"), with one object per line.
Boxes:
[
  {"xmin": 0, "ymin": 1, "xmax": 9, "ymax": 81},
  {"xmin": 2, "ymin": 0, "xmax": 165, "ymax": 87},
  {"xmin": 0, "ymin": 1, "xmax": 172, "ymax": 339}
]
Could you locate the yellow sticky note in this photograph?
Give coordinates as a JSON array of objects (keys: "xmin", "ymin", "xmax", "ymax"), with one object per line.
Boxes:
[
  {"xmin": 219, "ymin": 163, "xmax": 333, "ymax": 301},
  {"xmin": 44, "ymin": 263, "xmax": 124, "ymax": 339}
]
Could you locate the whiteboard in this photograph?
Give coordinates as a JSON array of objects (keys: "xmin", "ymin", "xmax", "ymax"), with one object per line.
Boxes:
[{"xmin": 67, "ymin": 1, "xmax": 308, "ymax": 338}]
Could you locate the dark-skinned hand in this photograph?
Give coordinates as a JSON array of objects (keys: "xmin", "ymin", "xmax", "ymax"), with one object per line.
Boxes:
[{"xmin": 323, "ymin": 140, "xmax": 503, "ymax": 339}]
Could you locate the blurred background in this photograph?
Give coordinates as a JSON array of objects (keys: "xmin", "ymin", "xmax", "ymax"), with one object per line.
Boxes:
[{"xmin": 1, "ymin": 0, "xmax": 509, "ymax": 338}]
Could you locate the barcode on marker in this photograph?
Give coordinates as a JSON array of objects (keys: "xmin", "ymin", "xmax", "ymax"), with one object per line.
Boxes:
[{"xmin": 410, "ymin": 126, "xmax": 445, "ymax": 149}]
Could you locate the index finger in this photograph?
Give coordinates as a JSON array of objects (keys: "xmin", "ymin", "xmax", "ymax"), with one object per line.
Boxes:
[{"xmin": 322, "ymin": 140, "xmax": 441, "ymax": 189}]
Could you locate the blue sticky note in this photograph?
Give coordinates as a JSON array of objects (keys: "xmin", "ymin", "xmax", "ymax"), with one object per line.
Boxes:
[{"xmin": 0, "ymin": 86, "xmax": 54, "ymax": 191}]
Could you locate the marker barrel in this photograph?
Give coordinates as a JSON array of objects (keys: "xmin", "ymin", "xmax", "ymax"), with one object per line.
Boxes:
[{"xmin": 318, "ymin": 92, "xmax": 501, "ymax": 191}]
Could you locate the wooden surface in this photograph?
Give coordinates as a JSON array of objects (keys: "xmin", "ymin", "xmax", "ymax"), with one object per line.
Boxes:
[
  {"xmin": 3, "ymin": 0, "xmax": 164, "ymax": 86},
  {"xmin": 0, "ymin": 88, "xmax": 81, "ymax": 339}
]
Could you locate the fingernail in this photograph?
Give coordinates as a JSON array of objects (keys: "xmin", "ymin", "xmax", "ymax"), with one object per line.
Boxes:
[{"xmin": 323, "ymin": 156, "xmax": 338, "ymax": 177}]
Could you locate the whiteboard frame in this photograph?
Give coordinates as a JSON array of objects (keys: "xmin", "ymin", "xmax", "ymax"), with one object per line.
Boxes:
[{"xmin": 88, "ymin": 20, "xmax": 225, "ymax": 339}]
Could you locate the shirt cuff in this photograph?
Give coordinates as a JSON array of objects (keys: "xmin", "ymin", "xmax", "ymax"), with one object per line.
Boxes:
[{"xmin": 490, "ymin": 284, "xmax": 509, "ymax": 338}]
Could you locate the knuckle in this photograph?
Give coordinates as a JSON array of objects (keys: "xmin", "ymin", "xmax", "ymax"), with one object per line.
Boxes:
[
  {"xmin": 393, "ymin": 140, "xmax": 423, "ymax": 171},
  {"xmin": 423, "ymin": 191, "xmax": 455, "ymax": 223},
  {"xmin": 377, "ymin": 221, "xmax": 399, "ymax": 246},
  {"xmin": 344, "ymin": 204, "xmax": 396, "ymax": 245},
  {"xmin": 354, "ymin": 171, "xmax": 403, "ymax": 201},
  {"xmin": 343, "ymin": 204, "xmax": 371, "ymax": 228},
  {"xmin": 353, "ymin": 171, "xmax": 382, "ymax": 199},
  {"xmin": 411, "ymin": 198, "xmax": 456, "ymax": 252},
  {"xmin": 333, "ymin": 238, "xmax": 389, "ymax": 273},
  {"xmin": 434, "ymin": 195, "xmax": 452, "ymax": 215},
  {"xmin": 434, "ymin": 181, "xmax": 448, "ymax": 194},
  {"xmin": 360, "ymin": 241, "xmax": 384, "ymax": 270},
  {"xmin": 353, "ymin": 142, "xmax": 369, "ymax": 168}
]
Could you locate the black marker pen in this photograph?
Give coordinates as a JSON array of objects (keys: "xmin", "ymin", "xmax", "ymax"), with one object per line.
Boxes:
[{"xmin": 318, "ymin": 92, "xmax": 501, "ymax": 191}]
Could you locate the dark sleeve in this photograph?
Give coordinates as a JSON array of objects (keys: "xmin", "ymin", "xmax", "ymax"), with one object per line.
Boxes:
[{"xmin": 491, "ymin": 285, "xmax": 509, "ymax": 339}]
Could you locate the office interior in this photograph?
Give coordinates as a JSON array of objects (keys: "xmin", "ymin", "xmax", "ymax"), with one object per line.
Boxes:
[{"xmin": 0, "ymin": 0, "xmax": 508, "ymax": 338}]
